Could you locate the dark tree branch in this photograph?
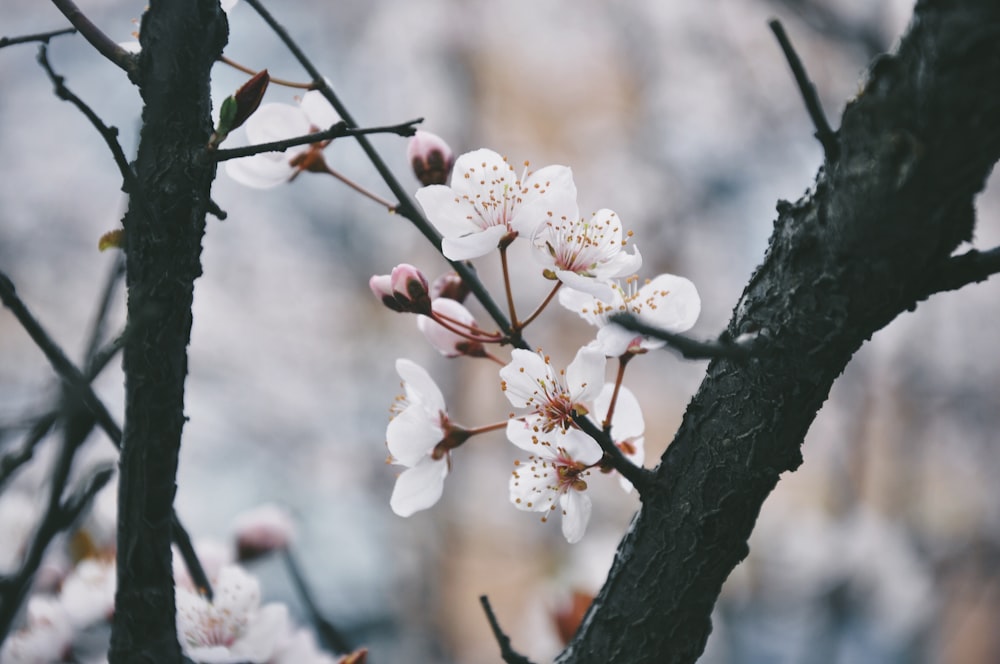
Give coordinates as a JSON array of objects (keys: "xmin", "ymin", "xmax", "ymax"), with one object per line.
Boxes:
[
  {"xmin": 48, "ymin": 0, "xmax": 137, "ymax": 77},
  {"xmin": 767, "ymin": 0, "xmax": 888, "ymax": 58},
  {"xmin": 210, "ymin": 119, "xmax": 423, "ymax": 162},
  {"xmin": 559, "ymin": 3, "xmax": 1000, "ymax": 662},
  {"xmin": 240, "ymin": 0, "xmax": 519, "ymax": 345},
  {"xmin": 0, "ymin": 27, "xmax": 75, "ymax": 49},
  {"xmin": 480, "ymin": 595, "xmax": 537, "ymax": 664},
  {"xmin": 609, "ymin": 313, "xmax": 758, "ymax": 361},
  {"xmin": 920, "ymin": 246, "xmax": 1000, "ymax": 296},
  {"xmin": 572, "ymin": 415, "xmax": 653, "ymax": 495},
  {"xmin": 281, "ymin": 548, "xmax": 352, "ymax": 655},
  {"xmin": 768, "ymin": 19, "xmax": 840, "ymax": 160}
]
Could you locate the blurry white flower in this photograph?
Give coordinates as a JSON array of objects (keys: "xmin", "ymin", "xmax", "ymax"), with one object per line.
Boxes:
[
  {"xmin": 500, "ymin": 347, "xmax": 605, "ymax": 431},
  {"xmin": 417, "ymin": 298, "xmax": 485, "ymax": 358},
  {"xmin": 560, "ymin": 274, "xmax": 701, "ymax": 357},
  {"xmin": 226, "ymin": 91, "xmax": 340, "ymax": 189},
  {"xmin": 0, "ymin": 491, "xmax": 41, "ymax": 574},
  {"xmin": 507, "ymin": 420, "xmax": 603, "ymax": 543},
  {"xmin": 0, "ymin": 596, "xmax": 74, "ymax": 664},
  {"xmin": 414, "ymin": 148, "xmax": 577, "ymax": 260},
  {"xmin": 386, "ymin": 359, "xmax": 458, "ymax": 517},
  {"xmin": 173, "ymin": 538, "xmax": 234, "ymax": 592},
  {"xmin": 60, "ymin": 558, "xmax": 116, "ymax": 628},
  {"xmin": 232, "ymin": 504, "xmax": 296, "ymax": 562},
  {"xmin": 269, "ymin": 628, "xmax": 337, "ymax": 664},
  {"xmin": 176, "ymin": 565, "xmax": 289, "ymax": 663},
  {"xmin": 593, "ymin": 384, "xmax": 645, "ymax": 493},
  {"xmin": 533, "ymin": 208, "xmax": 641, "ymax": 300}
]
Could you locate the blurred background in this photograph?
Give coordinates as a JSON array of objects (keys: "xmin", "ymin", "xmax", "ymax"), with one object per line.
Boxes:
[{"xmin": 2, "ymin": 0, "xmax": 1000, "ymax": 662}]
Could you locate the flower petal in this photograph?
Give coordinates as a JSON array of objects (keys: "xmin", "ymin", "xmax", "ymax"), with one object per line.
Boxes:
[
  {"xmin": 390, "ymin": 457, "xmax": 449, "ymax": 517},
  {"xmin": 565, "ymin": 345, "xmax": 606, "ymax": 404},
  {"xmin": 386, "ymin": 404, "xmax": 443, "ymax": 466},
  {"xmin": 395, "ymin": 359, "xmax": 445, "ymax": 413},
  {"xmin": 417, "ymin": 298, "xmax": 479, "ymax": 357},
  {"xmin": 441, "ymin": 225, "xmax": 509, "ymax": 261},
  {"xmin": 500, "ymin": 350, "xmax": 554, "ymax": 409},
  {"xmin": 638, "ymin": 274, "xmax": 701, "ymax": 333},
  {"xmin": 298, "ymin": 90, "xmax": 340, "ymax": 129},
  {"xmin": 560, "ymin": 490, "xmax": 592, "ymax": 543},
  {"xmin": 553, "ymin": 271, "xmax": 617, "ymax": 303},
  {"xmin": 225, "ymin": 153, "xmax": 294, "ymax": 189},
  {"xmin": 556, "ymin": 427, "xmax": 604, "ymax": 466},
  {"xmin": 594, "ymin": 384, "xmax": 644, "ymax": 441},
  {"xmin": 244, "ymin": 103, "xmax": 311, "ymax": 144}
]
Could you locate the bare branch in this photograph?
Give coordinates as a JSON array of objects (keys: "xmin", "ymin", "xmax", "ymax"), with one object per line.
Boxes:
[
  {"xmin": 610, "ymin": 313, "xmax": 758, "ymax": 361},
  {"xmin": 210, "ymin": 119, "xmax": 423, "ymax": 162},
  {"xmin": 572, "ymin": 414, "xmax": 654, "ymax": 495},
  {"xmin": 49, "ymin": 0, "xmax": 136, "ymax": 76},
  {"xmin": 282, "ymin": 548, "xmax": 353, "ymax": 655},
  {"xmin": 768, "ymin": 19, "xmax": 839, "ymax": 160},
  {"xmin": 0, "ymin": 27, "xmax": 75, "ymax": 49},
  {"xmin": 921, "ymin": 246, "xmax": 1000, "ymax": 296},
  {"xmin": 480, "ymin": 595, "xmax": 537, "ymax": 664}
]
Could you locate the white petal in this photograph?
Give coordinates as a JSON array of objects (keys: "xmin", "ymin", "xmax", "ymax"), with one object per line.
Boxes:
[
  {"xmin": 520, "ymin": 164, "xmax": 576, "ymax": 209},
  {"xmin": 560, "ymin": 490, "xmax": 592, "ymax": 543},
  {"xmin": 244, "ymin": 103, "xmax": 311, "ymax": 144},
  {"xmin": 509, "ymin": 458, "xmax": 559, "ymax": 513},
  {"xmin": 448, "ymin": 149, "xmax": 516, "ymax": 198},
  {"xmin": 416, "ymin": 298, "xmax": 477, "ymax": 358},
  {"xmin": 594, "ymin": 384, "xmax": 645, "ymax": 441},
  {"xmin": 505, "ymin": 417, "xmax": 551, "ymax": 454},
  {"xmin": 638, "ymin": 274, "xmax": 701, "ymax": 333},
  {"xmin": 386, "ymin": 405, "xmax": 443, "ymax": 466},
  {"xmin": 594, "ymin": 324, "xmax": 642, "ymax": 358},
  {"xmin": 395, "ymin": 358, "xmax": 445, "ymax": 413},
  {"xmin": 557, "ymin": 287, "xmax": 605, "ymax": 326},
  {"xmin": 513, "ymin": 185, "xmax": 579, "ymax": 238},
  {"xmin": 390, "ymin": 457, "xmax": 449, "ymax": 517},
  {"xmin": 441, "ymin": 225, "xmax": 509, "ymax": 260},
  {"xmin": 499, "ymin": 350, "xmax": 552, "ymax": 409},
  {"xmin": 565, "ymin": 345, "xmax": 606, "ymax": 404},
  {"xmin": 556, "ymin": 428, "xmax": 604, "ymax": 466},
  {"xmin": 414, "ymin": 185, "xmax": 481, "ymax": 239},
  {"xmin": 592, "ymin": 245, "xmax": 642, "ymax": 280},
  {"xmin": 298, "ymin": 90, "xmax": 340, "ymax": 129},
  {"xmin": 231, "ymin": 603, "xmax": 289, "ymax": 662},
  {"xmin": 225, "ymin": 154, "xmax": 294, "ymax": 189},
  {"xmin": 554, "ymin": 271, "xmax": 617, "ymax": 303}
]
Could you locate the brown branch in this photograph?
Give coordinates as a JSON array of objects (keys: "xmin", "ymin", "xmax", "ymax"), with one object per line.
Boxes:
[
  {"xmin": 480, "ymin": 595, "xmax": 537, "ymax": 664},
  {"xmin": 49, "ymin": 0, "xmax": 137, "ymax": 77},
  {"xmin": 0, "ymin": 27, "xmax": 75, "ymax": 49},
  {"xmin": 609, "ymin": 314, "xmax": 759, "ymax": 361},
  {"xmin": 210, "ymin": 119, "xmax": 423, "ymax": 162}
]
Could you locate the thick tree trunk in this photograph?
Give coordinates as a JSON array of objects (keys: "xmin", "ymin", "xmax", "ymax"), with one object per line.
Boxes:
[
  {"xmin": 109, "ymin": 1, "xmax": 227, "ymax": 662},
  {"xmin": 559, "ymin": 2, "xmax": 1000, "ymax": 662}
]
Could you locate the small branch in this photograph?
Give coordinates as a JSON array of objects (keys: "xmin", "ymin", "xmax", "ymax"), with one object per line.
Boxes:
[
  {"xmin": 610, "ymin": 313, "xmax": 757, "ymax": 361},
  {"xmin": 480, "ymin": 595, "xmax": 537, "ymax": 664},
  {"xmin": 920, "ymin": 246, "xmax": 1000, "ymax": 296},
  {"xmin": 48, "ymin": 0, "xmax": 136, "ymax": 76},
  {"xmin": 282, "ymin": 548, "xmax": 352, "ymax": 655},
  {"xmin": 768, "ymin": 19, "xmax": 839, "ymax": 161},
  {"xmin": 210, "ymin": 119, "xmax": 422, "ymax": 162},
  {"xmin": 218, "ymin": 55, "xmax": 314, "ymax": 89},
  {"xmin": 573, "ymin": 414, "xmax": 653, "ymax": 494},
  {"xmin": 171, "ymin": 515, "xmax": 214, "ymax": 601},
  {"xmin": 0, "ymin": 27, "xmax": 76, "ymax": 49}
]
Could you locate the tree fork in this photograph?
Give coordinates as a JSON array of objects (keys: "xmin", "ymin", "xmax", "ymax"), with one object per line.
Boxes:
[
  {"xmin": 559, "ymin": 2, "xmax": 1000, "ymax": 663},
  {"xmin": 109, "ymin": 1, "xmax": 227, "ymax": 662}
]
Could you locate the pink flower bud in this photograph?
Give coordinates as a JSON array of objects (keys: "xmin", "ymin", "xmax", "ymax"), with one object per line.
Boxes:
[
  {"xmin": 390, "ymin": 263, "xmax": 431, "ymax": 314},
  {"xmin": 232, "ymin": 504, "xmax": 295, "ymax": 562},
  {"xmin": 407, "ymin": 130, "xmax": 455, "ymax": 186},
  {"xmin": 417, "ymin": 298, "xmax": 486, "ymax": 358},
  {"xmin": 430, "ymin": 272, "xmax": 471, "ymax": 303},
  {"xmin": 370, "ymin": 273, "xmax": 404, "ymax": 312}
]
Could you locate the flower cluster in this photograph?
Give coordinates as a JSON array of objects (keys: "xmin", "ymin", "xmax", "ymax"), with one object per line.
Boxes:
[{"xmin": 375, "ymin": 140, "xmax": 701, "ymax": 543}]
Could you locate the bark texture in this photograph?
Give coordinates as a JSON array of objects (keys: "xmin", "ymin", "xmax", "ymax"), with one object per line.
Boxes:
[
  {"xmin": 559, "ymin": 2, "xmax": 1000, "ymax": 662},
  {"xmin": 109, "ymin": 1, "xmax": 227, "ymax": 662}
]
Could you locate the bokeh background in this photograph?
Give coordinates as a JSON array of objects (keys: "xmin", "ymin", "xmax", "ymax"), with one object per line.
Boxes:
[{"xmin": 2, "ymin": 1, "xmax": 1000, "ymax": 662}]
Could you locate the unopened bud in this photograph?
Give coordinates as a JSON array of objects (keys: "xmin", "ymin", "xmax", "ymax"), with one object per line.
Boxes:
[
  {"xmin": 232, "ymin": 503, "xmax": 295, "ymax": 562},
  {"xmin": 407, "ymin": 130, "xmax": 454, "ymax": 186},
  {"xmin": 370, "ymin": 274, "xmax": 403, "ymax": 312},
  {"xmin": 210, "ymin": 70, "xmax": 271, "ymax": 148},
  {"xmin": 417, "ymin": 298, "xmax": 483, "ymax": 358},
  {"xmin": 370, "ymin": 264, "xmax": 432, "ymax": 314},
  {"xmin": 430, "ymin": 272, "xmax": 471, "ymax": 303}
]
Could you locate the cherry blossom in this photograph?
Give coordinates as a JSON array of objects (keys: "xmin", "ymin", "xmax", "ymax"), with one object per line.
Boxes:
[
  {"xmin": 0, "ymin": 596, "xmax": 74, "ymax": 664},
  {"xmin": 533, "ymin": 207, "xmax": 642, "ymax": 300},
  {"xmin": 407, "ymin": 130, "xmax": 454, "ymax": 187},
  {"xmin": 559, "ymin": 273, "xmax": 701, "ymax": 357},
  {"xmin": 414, "ymin": 148, "xmax": 577, "ymax": 260},
  {"xmin": 225, "ymin": 91, "xmax": 340, "ymax": 189},
  {"xmin": 370, "ymin": 264, "xmax": 431, "ymax": 314},
  {"xmin": 416, "ymin": 298, "xmax": 486, "ymax": 358},
  {"xmin": 176, "ymin": 565, "xmax": 289, "ymax": 663},
  {"xmin": 387, "ymin": 359, "xmax": 463, "ymax": 516},
  {"xmin": 499, "ymin": 346, "xmax": 605, "ymax": 431},
  {"xmin": 507, "ymin": 419, "xmax": 603, "ymax": 543},
  {"xmin": 593, "ymin": 384, "xmax": 645, "ymax": 493},
  {"xmin": 60, "ymin": 558, "xmax": 117, "ymax": 628}
]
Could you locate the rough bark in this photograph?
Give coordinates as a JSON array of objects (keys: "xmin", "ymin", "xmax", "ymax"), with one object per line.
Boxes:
[
  {"xmin": 559, "ymin": 1, "xmax": 1000, "ymax": 662},
  {"xmin": 108, "ymin": 1, "xmax": 227, "ymax": 662}
]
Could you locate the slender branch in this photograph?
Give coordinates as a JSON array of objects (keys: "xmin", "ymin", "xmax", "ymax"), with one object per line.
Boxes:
[
  {"xmin": 171, "ymin": 515, "xmax": 213, "ymax": 601},
  {"xmin": 519, "ymin": 282, "xmax": 562, "ymax": 330},
  {"xmin": 480, "ymin": 595, "xmax": 537, "ymax": 664},
  {"xmin": 610, "ymin": 313, "xmax": 757, "ymax": 361},
  {"xmin": 240, "ymin": 0, "xmax": 517, "ymax": 344},
  {"xmin": 768, "ymin": 19, "xmax": 839, "ymax": 160},
  {"xmin": 920, "ymin": 246, "xmax": 1000, "ymax": 296},
  {"xmin": 315, "ymin": 163, "xmax": 398, "ymax": 211},
  {"xmin": 218, "ymin": 55, "xmax": 314, "ymax": 89},
  {"xmin": 573, "ymin": 414, "xmax": 653, "ymax": 494},
  {"xmin": 210, "ymin": 120, "xmax": 423, "ymax": 162},
  {"xmin": 0, "ymin": 27, "xmax": 76, "ymax": 49},
  {"xmin": 48, "ymin": 0, "xmax": 137, "ymax": 76},
  {"xmin": 282, "ymin": 548, "xmax": 352, "ymax": 655}
]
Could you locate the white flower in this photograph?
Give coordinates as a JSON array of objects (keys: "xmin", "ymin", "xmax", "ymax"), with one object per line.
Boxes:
[
  {"xmin": 499, "ymin": 346, "xmax": 605, "ymax": 431},
  {"xmin": 269, "ymin": 628, "xmax": 338, "ymax": 664},
  {"xmin": 559, "ymin": 274, "xmax": 701, "ymax": 357},
  {"xmin": 226, "ymin": 91, "xmax": 340, "ymax": 189},
  {"xmin": 593, "ymin": 384, "xmax": 645, "ymax": 493},
  {"xmin": 60, "ymin": 558, "xmax": 117, "ymax": 628},
  {"xmin": 173, "ymin": 538, "xmax": 235, "ymax": 593},
  {"xmin": 387, "ymin": 359, "xmax": 454, "ymax": 517},
  {"xmin": 533, "ymin": 208, "xmax": 642, "ymax": 300},
  {"xmin": 417, "ymin": 298, "xmax": 485, "ymax": 358},
  {"xmin": 507, "ymin": 420, "xmax": 603, "ymax": 543},
  {"xmin": 0, "ymin": 596, "xmax": 74, "ymax": 664},
  {"xmin": 414, "ymin": 148, "xmax": 577, "ymax": 260},
  {"xmin": 176, "ymin": 565, "xmax": 289, "ymax": 664}
]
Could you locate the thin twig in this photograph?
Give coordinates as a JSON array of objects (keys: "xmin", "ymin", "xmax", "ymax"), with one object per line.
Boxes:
[
  {"xmin": 768, "ymin": 19, "xmax": 839, "ymax": 161},
  {"xmin": 218, "ymin": 55, "xmax": 314, "ymax": 89},
  {"xmin": 210, "ymin": 119, "xmax": 423, "ymax": 162},
  {"xmin": 241, "ymin": 0, "xmax": 518, "ymax": 345},
  {"xmin": 48, "ymin": 0, "xmax": 136, "ymax": 76},
  {"xmin": 0, "ymin": 27, "xmax": 76, "ymax": 49},
  {"xmin": 610, "ymin": 313, "xmax": 758, "ymax": 361},
  {"xmin": 282, "ymin": 548, "xmax": 352, "ymax": 655},
  {"xmin": 480, "ymin": 595, "xmax": 537, "ymax": 664}
]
